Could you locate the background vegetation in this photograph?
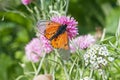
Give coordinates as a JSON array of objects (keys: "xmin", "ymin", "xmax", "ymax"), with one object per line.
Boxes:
[{"xmin": 0, "ymin": 0, "xmax": 120, "ymax": 80}]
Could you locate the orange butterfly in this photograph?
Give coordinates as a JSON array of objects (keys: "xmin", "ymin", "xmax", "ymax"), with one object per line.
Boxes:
[
  {"xmin": 37, "ymin": 20, "xmax": 69, "ymax": 50},
  {"xmin": 37, "ymin": 20, "xmax": 70, "ymax": 59}
]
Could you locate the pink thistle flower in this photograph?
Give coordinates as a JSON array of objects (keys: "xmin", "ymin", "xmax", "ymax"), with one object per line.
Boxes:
[
  {"xmin": 21, "ymin": 0, "xmax": 32, "ymax": 5},
  {"xmin": 51, "ymin": 16, "xmax": 78, "ymax": 39},
  {"xmin": 70, "ymin": 34, "xmax": 96, "ymax": 53},
  {"xmin": 25, "ymin": 35, "xmax": 53, "ymax": 62},
  {"xmin": 40, "ymin": 35, "xmax": 53, "ymax": 53}
]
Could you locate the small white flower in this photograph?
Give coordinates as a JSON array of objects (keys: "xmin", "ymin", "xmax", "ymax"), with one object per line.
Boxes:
[
  {"xmin": 98, "ymin": 51, "xmax": 103, "ymax": 55},
  {"xmin": 102, "ymin": 59, "xmax": 107, "ymax": 66},
  {"xmin": 84, "ymin": 54, "xmax": 89, "ymax": 60},
  {"xmin": 103, "ymin": 51, "xmax": 109, "ymax": 56},
  {"xmin": 90, "ymin": 54, "xmax": 96, "ymax": 60},
  {"xmin": 92, "ymin": 62, "xmax": 99, "ymax": 69},
  {"xmin": 90, "ymin": 59, "xmax": 95, "ymax": 64},
  {"xmin": 108, "ymin": 57, "xmax": 114, "ymax": 62},
  {"xmin": 98, "ymin": 45, "xmax": 109, "ymax": 56},
  {"xmin": 85, "ymin": 61, "xmax": 89, "ymax": 66},
  {"xmin": 97, "ymin": 57, "xmax": 103, "ymax": 64}
]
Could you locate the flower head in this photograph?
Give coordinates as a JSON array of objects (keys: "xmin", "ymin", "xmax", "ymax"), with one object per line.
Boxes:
[
  {"xmin": 21, "ymin": 0, "xmax": 32, "ymax": 5},
  {"xmin": 70, "ymin": 34, "xmax": 95, "ymax": 52},
  {"xmin": 25, "ymin": 35, "xmax": 53, "ymax": 62},
  {"xmin": 51, "ymin": 16, "xmax": 78, "ymax": 39},
  {"xmin": 84, "ymin": 44, "xmax": 114, "ymax": 70}
]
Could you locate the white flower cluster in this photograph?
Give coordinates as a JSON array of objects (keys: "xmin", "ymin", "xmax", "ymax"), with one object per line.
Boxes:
[{"xmin": 84, "ymin": 44, "xmax": 114, "ymax": 70}]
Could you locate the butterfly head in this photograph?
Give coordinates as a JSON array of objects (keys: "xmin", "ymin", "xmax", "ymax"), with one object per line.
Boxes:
[{"xmin": 62, "ymin": 24, "xmax": 67, "ymax": 29}]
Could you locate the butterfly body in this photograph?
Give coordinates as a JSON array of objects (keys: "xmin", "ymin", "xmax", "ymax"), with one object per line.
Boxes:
[{"xmin": 49, "ymin": 24, "xmax": 67, "ymax": 41}]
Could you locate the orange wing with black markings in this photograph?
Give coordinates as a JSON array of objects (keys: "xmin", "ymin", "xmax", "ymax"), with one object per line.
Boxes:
[
  {"xmin": 51, "ymin": 31, "xmax": 69, "ymax": 50},
  {"xmin": 44, "ymin": 22, "xmax": 69, "ymax": 50},
  {"xmin": 37, "ymin": 20, "xmax": 70, "ymax": 60},
  {"xmin": 44, "ymin": 22, "xmax": 61, "ymax": 40},
  {"xmin": 37, "ymin": 20, "xmax": 69, "ymax": 50}
]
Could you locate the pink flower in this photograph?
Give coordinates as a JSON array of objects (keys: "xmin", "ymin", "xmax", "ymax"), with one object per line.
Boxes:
[
  {"xmin": 40, "ymin": 35, "xmax": 53, "ymax": 53},
  {"xmin": 70, "ymin": 34, "xmax": 96, "ymax": 53},
  {"xmin": 21, "ymin": 0, "xmax": 32, "ymax": 5},
  {"xmin": 25, "ymin": 35, "xmax": 53, "ymax": 62},
  {"xmin": 51, "ymin": 16, "xmax": 78, "ymax": 39}
]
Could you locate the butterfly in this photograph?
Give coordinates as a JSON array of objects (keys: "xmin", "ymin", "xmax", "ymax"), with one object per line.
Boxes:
[
  {"xmin": 37, "ymin": 20, "xmax": 70, "ymax": 60},
  {"xmin": 37, "ymin": 20, "xmax": 69, "ymax": 50}
]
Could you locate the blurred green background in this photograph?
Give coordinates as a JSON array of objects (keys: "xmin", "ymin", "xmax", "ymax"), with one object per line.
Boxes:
[{"xmin": 0, "ymin": 0, "xmax": 120, "ymax": 80}]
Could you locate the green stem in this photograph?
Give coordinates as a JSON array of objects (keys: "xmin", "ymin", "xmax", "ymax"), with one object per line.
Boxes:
[
  {"xmin": 40, "ymin": 0, "xmax": 44, "ymax": 10},
  {"xmin": 34, "ymin": 53, "xmax": 46, "ymax": 77},
  {"xmin": 25, "ymin": 5, "xmax": 33, "ymax": 13},
  {"xmin": 52, "ymin": 53, "xmax": 57, "ymax": 80},
  {"xmin": 89, "ymin": 69, "xmax": 93, "ymax": 79},
  {"xmin": 15, "ymin": 75, "xmax": 25, "ymax": 80},
  {"xmin": 34, "ymin": 6, "xmax": 41, "ymax": 20},
  {"xmin": 62, "ymin": 61, "xmax": 70, "ymax": 80},
  {"xmin": 40, "ymin": 0, "xmax": 46, "ymax": 19},
  {"xmin": 55, "ymin": 49, "xmax": 70, "ymax": 80},
  {"xmin": 100, "ymin": 28, "xmax": 106, "ymax": 41},
  {"xmin": 31, "ymin": 62, "xmax": 37, "ymax": 73},
  {"xmin": 65, "ymin": 0, "xmax": 69, "ymax": 15},
  {"xmin": 115, "ymin": 18, "xmax": 120, "ymax": 47}
]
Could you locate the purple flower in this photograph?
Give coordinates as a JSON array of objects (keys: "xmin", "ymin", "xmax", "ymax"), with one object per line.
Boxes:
[
  {"xmin": 25, "ymin": 35, "xmax": 53, "ymax": 62},
  {"xmin": 21, "ymin": 0, "xmax": 32, "ymax": 5},
  {"xmin": 70, "ymin": 34, "xmax": 96, "ymax": 53},
  {"xmin": 51, "ymin": 16, "xmax": 78, "ymax": 39}
]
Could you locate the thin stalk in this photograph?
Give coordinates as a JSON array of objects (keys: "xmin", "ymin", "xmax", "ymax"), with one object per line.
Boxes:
[
  {"xmin": 40, "ymin": 0, "xmax": 46, "ymax": 19},
  {"xmin": 52, "ymin": 53, "xmax": 58, "ymax": 80},
  {"xmin": 34, "ymin": 53, "xmax": 46, "ymax": 77},
  {"xmin": 75, "ymin": 60, "xmax": 80, "ymax": 80},
  {"xmin": 65, "ymin": 0, "xmax": 69, "ymax": 15},
  {"xmin": 34, "ymin": 6, "xmax": 41, "ymax": 20},
  {"xmin": 25, "ymin": 5, "xmax": 37, "ymax": 22},
  {"xmin": 69, "ymin": 58, "xmax": 77, "ymax": 76},
  {"xmin": 40, "ymin": 0, "xmax": 44, "ymax": 10},
  {"xmin": 15, "ymin": 75, "xmax": 26, "ymax": 80},
  {"xmin": 25, "ymin": 5, "xmax": 34, "ymax": 13},
  {"xmin": 89, "ymin": 69, "xmax": 94, "ymax": 79},
  {"xmin": 31, "ymin": 62, "xmax": 37, "ymax": 73},
  {"xmin": 62, "ymin": 61, "xmax": 70, "ymax": 80},
  {"xmin": 100, "ymin": 28, "xmax": 106, "ymax": 41},
  {"xmin": 55, "ymin": 49, "xmax": 70, "ymax": 80},
  {"xmin": 115, "ymin": 18, "xmax": 120, "ymax": 47}
]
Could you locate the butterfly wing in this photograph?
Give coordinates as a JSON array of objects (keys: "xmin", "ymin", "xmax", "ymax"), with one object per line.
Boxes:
[
  {"xmin": 37, "ymin": 20, "xmax": 50, "ymax": 35},
  {"xmin": 58, "ymin": 48, "xmax": 70, "ymax": 60},
  {"xmin": 51, "ymin": 31, "xmax": 69, "ymax": 49},
  {"xmin": 51, "ymin": 31, "xmax": 70, "ymax": 60},
  {"xmin": 44, "ymin": 22, "xmax": 61, "ymax": 39}
]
